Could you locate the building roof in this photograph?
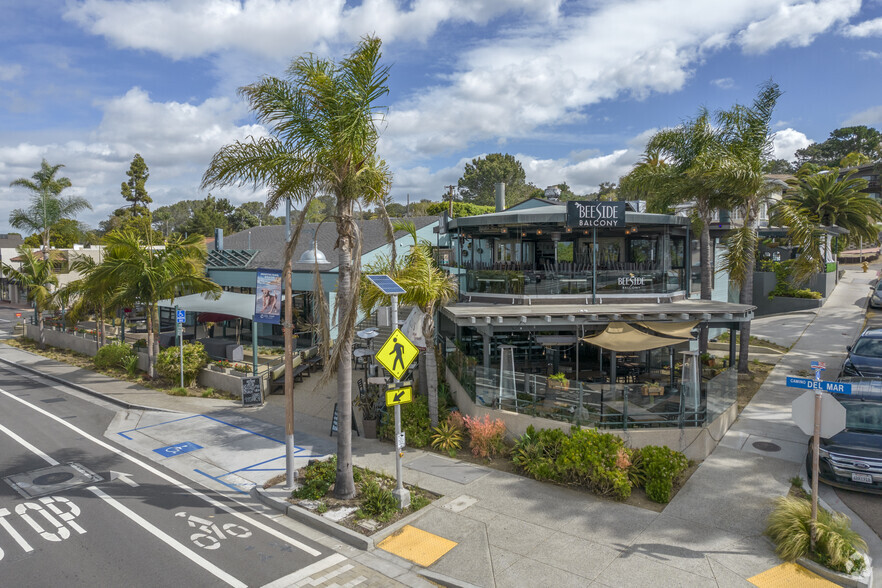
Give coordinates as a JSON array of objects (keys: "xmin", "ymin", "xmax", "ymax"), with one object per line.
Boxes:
[
  {"xmin": 220, "ymin": 216, "xmax": 439, "ymax": 272},
  {"xmin": 0, "ymin": 233, "xmax": 24, "ymax": 249}
]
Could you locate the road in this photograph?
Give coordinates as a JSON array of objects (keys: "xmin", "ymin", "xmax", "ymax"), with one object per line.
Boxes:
[{"xmin": 0, "ymin": 360, "xmax": 342, "ymax": 588}]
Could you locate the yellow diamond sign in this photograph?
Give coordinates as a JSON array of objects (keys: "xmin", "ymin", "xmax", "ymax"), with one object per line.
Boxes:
[{"xmin": 375, "ymin": 328, "xmax": 419, "ymax": 380}]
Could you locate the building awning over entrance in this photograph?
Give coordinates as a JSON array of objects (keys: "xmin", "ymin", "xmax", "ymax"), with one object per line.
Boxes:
[
  {"xmin": 582, "ymin": 322, "xmax": 690, "ymax": 352},
  {"xmin": 638, "ymin": 321, "xmax": 698, "ymax": 339},
  {"xmin": 158, "ymin": 291, "xmax": 255, "ymax": 320}
]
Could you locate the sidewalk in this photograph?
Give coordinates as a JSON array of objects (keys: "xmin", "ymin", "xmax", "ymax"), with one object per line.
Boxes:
[{"xmin": 1, "ymin": 270, "xmax": 880, "ymax": 587}]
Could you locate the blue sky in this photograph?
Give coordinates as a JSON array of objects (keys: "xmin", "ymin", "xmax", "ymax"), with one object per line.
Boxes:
[{"xmin": 2, "ymin": 0, "xmax": 882, "ymax": 234}]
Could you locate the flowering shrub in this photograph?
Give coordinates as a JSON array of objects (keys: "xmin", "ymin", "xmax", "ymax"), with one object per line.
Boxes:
[
  {"xmin": 232, "ymin": 363, "xmax": 251, "ymax": 374},
  {"xmin": 214, "ymin": 359, "xmax": 232, "ymax": 369},
  {"xmin": 447, "ymin": 411, "xmax": 466, "ymax": 432},
  {"xmin": 463, "ymin": 414, "xmax": 507, "ymax": 459}
]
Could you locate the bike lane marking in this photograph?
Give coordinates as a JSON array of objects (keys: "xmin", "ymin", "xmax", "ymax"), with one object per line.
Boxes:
[{"xmin": 0, "ymin": 386, "xmax": 322, "ymax": 557}]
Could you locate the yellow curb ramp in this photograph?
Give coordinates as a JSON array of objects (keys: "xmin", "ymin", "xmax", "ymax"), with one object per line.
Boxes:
[
  {"xmin": 377, "ymin": 525, "xmax": 457, "ymax": 567},
  {"xmin": 748, "ymin": 562, "xmax": 838, "ymax": 587}
]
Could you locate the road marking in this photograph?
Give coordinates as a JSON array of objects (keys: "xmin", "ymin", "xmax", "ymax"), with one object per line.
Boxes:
[
  {"xmin": 109, "ymin": 471, "xmax": 139, "ymax": 487},
  {"xmin": 0, "ymin": 387, "xmax": 322, "ymax": 557},
  {"xmin": 0, "ymin": 423, "xmax": 59, "ymax": 466},
  {"xmin": 260, "ymin": 553, "xmax": 347, "ymax": 588},
  {"xmin": 0, "ymin": 509, "xmax": 33, "ymax": 554},
  {"xmin": 88, "ymin": 486, "xmax": 247, "ymax": 588}
]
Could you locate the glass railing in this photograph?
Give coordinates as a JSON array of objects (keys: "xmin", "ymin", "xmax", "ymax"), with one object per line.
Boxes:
[
  {"xmin": 463, "ymin": 268, "xmax": 685, "ymax": 295},
  {"xmin": 445, "ymin": 355, "xmax": 737, "ymax": 430}
]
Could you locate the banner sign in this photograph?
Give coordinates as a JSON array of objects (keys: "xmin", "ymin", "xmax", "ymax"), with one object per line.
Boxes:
[
  {"xmin": 254, "ymin": 268, "xmax": 282, "ymax": 324},
  {"xmin": 566, "ymin": 201, "xmax": 626, "ymax": 228}
]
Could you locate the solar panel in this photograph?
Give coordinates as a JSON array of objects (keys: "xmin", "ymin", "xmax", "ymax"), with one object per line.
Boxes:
[{"xmin": 366, "ymin": 274, "xmax": 406, "ymax": 295}]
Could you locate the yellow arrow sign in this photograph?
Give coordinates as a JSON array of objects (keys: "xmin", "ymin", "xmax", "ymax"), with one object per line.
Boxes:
[
  {"xmin": 386, "ymin": 385, "xmax": 413, "ymax": 407},
  {"xmin": 375, "ymin": 328, "xmax": 419, "ymax": 380}
]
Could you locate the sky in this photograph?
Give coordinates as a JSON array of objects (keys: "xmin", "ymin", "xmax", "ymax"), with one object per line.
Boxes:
[{"xmin": 2, "ymin": 0, "xmax": 882, "ymax": 234}]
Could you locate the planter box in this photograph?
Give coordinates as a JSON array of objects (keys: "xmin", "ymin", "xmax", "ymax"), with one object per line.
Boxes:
[{"xmin": 797, "ymin": 553, "xmax": 872, "ymax": 588}]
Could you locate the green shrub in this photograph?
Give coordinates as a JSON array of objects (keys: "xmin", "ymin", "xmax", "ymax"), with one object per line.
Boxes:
[
  {"xmin": 168, "ymin": 387, "xmax": 188, "ymax": 396},
  {"xmin": 124, "ymin": 354, "xmax": 140, "ymax": 378},
  {"xmin": 410, "ymin": 494, "xmax": 430, "ymax": 511},
  {"xmin": 431, "ymin": 421, "xmax": 464, "ymax": 457},
  {"xmin": 766, "ymin": 496, "xmax": 867, "ymax": 575},
  {"xmin": 557, "ymin": 428, "xmax": 631, "ymax": 500},
  {"xmin": 156, "ymin": 342, "xmax": 209, "ymax": 386},
  {"xmin": 357, "ymin": 478, "xmax": 397, "ymax": 522},
  {"xmin": 639, "ymin": 445, "xmax": 689, "ymax": 503},
  {"xmin": 463, "ymin": 414, "xmax": 507, "ymax": 459},
  {"xmin": 379, "ymin": 394, "xmax": 433, "ymax": 448},
  {"xmin": 94, "ymin": 342, "xmax": 135, "ymax": 370},
  {"xmin": 511, "ymin": 425, "xmax": 567, "ymax": 481},
  {"xmin": 292, "ymin": 457, "xmax": 337, "ymax": 500}
]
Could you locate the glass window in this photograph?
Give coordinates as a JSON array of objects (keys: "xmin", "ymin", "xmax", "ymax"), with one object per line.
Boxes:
[
  {"xmin": 628, "ymin": 236, "xmax": 658, "ymax": 265},
  {"xmin": 852, "ymin": 337, "xmax": 882, "ymax": 358},
  {"xmin": 669, "ymin": 237, "xmax": 685, "ymax": 268},
  {"xmin": 841, "ymin": 401, "xmax": 882, "ymax": 433}
]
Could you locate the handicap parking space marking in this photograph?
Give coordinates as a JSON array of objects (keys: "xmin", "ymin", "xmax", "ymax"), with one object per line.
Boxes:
[{"xmin": 154, "ymin": 441, "xmax": 203, "ymax": 458}]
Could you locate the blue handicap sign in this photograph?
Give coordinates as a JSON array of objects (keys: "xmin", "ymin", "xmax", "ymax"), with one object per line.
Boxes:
[
  {"xmin": 785, "ymin": 376, "xmax": 852, "ymax": 395},
  {"xmin": 153, "ymin": 441, "xmax": 202, "ymax": 457},
  {"xmin": 176, "ymin": 310, "xmax": 186, "ymax": 323}
]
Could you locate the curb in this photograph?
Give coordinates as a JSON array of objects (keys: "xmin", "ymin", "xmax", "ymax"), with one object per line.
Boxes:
[
  {"xmin": 0, "ymin": 354, "xmax": 173, "ymax": 413},
  {"xmin": 251, "ymin": 486, "xmax": 374, "ymax": 551}
]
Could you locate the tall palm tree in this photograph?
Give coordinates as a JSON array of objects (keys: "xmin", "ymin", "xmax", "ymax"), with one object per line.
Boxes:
[
  {"xmin": 9, "ymin": 160, "xmax": 92, "ymax": 258},
  {"xmin": 61, "ymin": 255, "xmax": 116, "ymax": 349},
  {"xmin": 202, "ymin": 37, "xmax": 392, "ymax": 499},
  {"xmin": 92, "ymin": 231, "xmax": 220, "ymax": 378},
  {"xmin": 713, "ymin": 81, "xmax": 781, "ymax": 373},
  {"xmin": 622, "ymin": 110, "xmax": 728, "ymax": 351},
  {"xmin": 0, "ymin": 246, "xmax": 58, "ymax": 348},
  {"xmin": 360, "ymin": 221, "xmax": 456, "ymax": 427}
]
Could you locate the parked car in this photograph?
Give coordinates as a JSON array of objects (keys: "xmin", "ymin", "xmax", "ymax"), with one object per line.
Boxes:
[
  {"xmin": 869, "ymin": 281, "xmax": 882, "ymax": 309},
  {"xmin": 840, "ymin": 328, "xmax": 882, "ymax": 378},
  {"xmin": 807, "ymin": 378, "xmax": 882, "ymax": 494}
]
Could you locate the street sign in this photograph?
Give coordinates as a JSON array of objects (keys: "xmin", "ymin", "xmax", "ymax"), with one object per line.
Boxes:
[
  {"xmin": 14, "ymin": 312, "xmax": 21, "ymax": 318},
  {"xmin": 386, "ymin": 385, "xmax": 413, "ymax": 407},
  {"xmin": 176, "ymin": 309, "xmax": 186, "ymax": 323},
  {"xmin": 375, "ymin": 328, "xmax": 419, "ymax": 380},
  {"xmin": 396, "ymin": 432, "xmax": 406, "ymax": 450},
  {"xmin": 791, "ymin": 391, "xmax": 847, "ymax": 438},
  {"xmin": 785, "ymin": 376, "xmax": 852, "ymax": 395}
]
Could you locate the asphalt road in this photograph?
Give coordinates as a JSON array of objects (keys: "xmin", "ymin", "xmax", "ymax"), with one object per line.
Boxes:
[{"xmin": 0, "ymin": 362, "xmax": 338, "ymax": 588}]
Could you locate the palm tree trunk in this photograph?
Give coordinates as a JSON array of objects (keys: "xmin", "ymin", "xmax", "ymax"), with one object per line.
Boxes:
[
  {"xmin": 37, "ymin": 306, "xmax": 45, "ymax": 349},
  {"xmin": 423, "ymin": 316, "xmax": 439, "ymax": 428},
  {"xmin": 698, "ymin": 210, "xmax": 712, "ymax": 354},
  {"xmin": 738, "ymin": 274, "xmax": 753, "ymax": 373},
  {"xmin": 282, "ymin": 234, "xmax": 296, "ymax": 484},
  {"xmin": 334, "ymin": 219, "xmax": 356, "ymax": 500}
]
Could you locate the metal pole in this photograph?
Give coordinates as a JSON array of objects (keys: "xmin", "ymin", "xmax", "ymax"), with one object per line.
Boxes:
[
  {"xmin": 252, "ymin": 316, "xmax": 259, "ymax": 376},
  {"xmin": 592, "ymin": 227, "xmax": 597, "ymax": 304},
  {"xmin": 391, "ymin": 293, "xmax": 411, "ymax": 508},
  {"xmin": 177, "ymin": 306, "xmax": 184, "ymax": 389},
  {"xmin": 810, "ymin": 389, "xmax": 821, "ymax": 552}
]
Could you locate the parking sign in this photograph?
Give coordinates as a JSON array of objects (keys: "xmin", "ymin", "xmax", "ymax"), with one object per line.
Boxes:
[{"xmin": 176, "ymin": 310, "xmax": 186, "ymax": 323}]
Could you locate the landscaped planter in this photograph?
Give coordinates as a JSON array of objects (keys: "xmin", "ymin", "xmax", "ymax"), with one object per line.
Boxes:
[{"xmin": 797, "ymin": 553, "xmax": 872, "ymax": 588}]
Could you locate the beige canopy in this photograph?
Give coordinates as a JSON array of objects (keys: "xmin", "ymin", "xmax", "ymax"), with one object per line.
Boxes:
[
  {"xmin": 582, "ymin": 322, "xmax": 690, "ymax": 352},
  {"xmin": 638, "ymin": 321, "xmax": 698, "ymax": 339}
]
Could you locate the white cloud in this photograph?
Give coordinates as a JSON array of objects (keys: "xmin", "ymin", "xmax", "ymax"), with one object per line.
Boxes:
[
  {"xmin": 0, "ymin": 88, "xmax": 270, "ymax": 231},
  {"xmin": 0, "ymin": 63, "xmax": 23, "ymax": 81},
  {"xmin": 711, "ymin": 77, "xmax": 735, "ymax": 89},
  {"xmin": 842, "ymin": 16, "xmax": 882, "ymax": 37},
  {"xmin": 772, "ymin": 128, "xmax": 812, "ymax": 160},
  {"xmin": 844, "ymin": 105, "xmax": 882, "ymax": 126},
  {"xmin": 65, "ymin": 0, "xmax": 561, "ymax": 60},
  {"xmin": 737, "ymin": 0, "xmax": 860, "ymax": 54}
]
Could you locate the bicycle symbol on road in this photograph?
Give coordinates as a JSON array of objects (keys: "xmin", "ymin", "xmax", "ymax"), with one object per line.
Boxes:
[{"xmin": 175, "ymin": 512, "xmax": 251, "ymax": 550}]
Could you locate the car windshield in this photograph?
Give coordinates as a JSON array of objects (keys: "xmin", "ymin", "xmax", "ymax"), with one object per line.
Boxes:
[
  {"xmin": 842, "ymin": 401, "xmax": 882, "ymax": 434},
  {"xmin": 852, "ymin": 337, "xmax": 882, "ymax": 358}
]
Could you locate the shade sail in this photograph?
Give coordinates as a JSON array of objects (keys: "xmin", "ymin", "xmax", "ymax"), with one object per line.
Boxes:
[
  {"xmin": 158, "ymin": 292, "xmax": 255, "ymax": 320},
  {"xmin": 582, "ymin": 322, "xmax": 689, "ymax": 352},
  {"xmin": 638, "ymin": 321, "xmax": 698, "ymax": 339}
]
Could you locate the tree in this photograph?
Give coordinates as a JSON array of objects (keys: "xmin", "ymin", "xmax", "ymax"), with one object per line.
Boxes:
[
  {"xmin": 202, "ymin": 37, "xmax": 392, "ymax": 500},
  {"xmin": 22, "ymin": 218, "xmax": 93, "ymax": 249},
  {"xmin": 153, "ymin": 200, "xmax": 200, "ymax": 236},
  {"xmin": 0, "ymin": 246, "xmax": 58, "ymax": 347},
  {"xmin": 121, "ymin": 154, "xmax": 152, "ymax": 217},
  {"xmin": 713, "ymin": 81, "xmax": 782, "ymax": 373},
  {"xmin": 182, "ymin": 194, "xmax": 234, "ymax": 236},
  {"xmin": 458, "ymin": 153, "xmax": 530, "ymax": 206},
  {"xmin": 763, "ymin": 159, "xmax": 795, "ymax": 174},
  {"xmin": 62, "ymin": 254, "xmax": 115, "ymax": 348},
  {"xmin": 839, "ymin": 152, "xmax": 871, "ymax": 168},
  {"xmin": 9, "ymin": 159, "xmax": 92, "ymax": 257},
  {"xmin": 426, "ymin": 201, "xmax": 495, "ymax": 218},
  {"xmin": 237, "ymin": 201, "xmax": 283, "ymax": 226},
  {"xmin": 91, "ymin": 231, "xmax": 220, "ymax": 378},
  {"xmin": 360, "ymin": 221, "xmax": 455, "ymax": 427},
  {"xmin": 621, "ymin": 109, "xmax": 727, "ymax": 352},
  {"xmin": 795, "ymin": 126, "xmax": 882, "ymax": 167}
]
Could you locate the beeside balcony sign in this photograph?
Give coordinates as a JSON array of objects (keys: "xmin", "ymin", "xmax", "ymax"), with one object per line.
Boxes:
[{"xmin": 566, "ymin": 201, "xmax": 626, "ymax": 228}]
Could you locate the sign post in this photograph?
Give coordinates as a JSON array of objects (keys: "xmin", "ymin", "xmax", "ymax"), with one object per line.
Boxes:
[
  {"xmin": 176, "ymin": 308, "xmax": 186, "ymax": 388},
  {"xmin": 368, "ymin": 275, "xmax": 412, "ymax": 509},
  {"xmin": 787, "ymin": 365, "xmax": 848, "ymax": 552}
]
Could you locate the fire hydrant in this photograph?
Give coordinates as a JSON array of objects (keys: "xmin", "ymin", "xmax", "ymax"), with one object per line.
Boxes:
[{"xmin": 862, "ymin": 261, "xmax": 869, "ymax": 272}]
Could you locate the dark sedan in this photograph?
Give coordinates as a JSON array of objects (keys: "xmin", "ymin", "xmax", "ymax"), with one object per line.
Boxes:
[
  {"xmin": 808, "ymin": 379, "xmax": 882, "ymax": 494},
  {"xmin": 840, "ymin": 328, "xmax": 882, "ymax": 378}
]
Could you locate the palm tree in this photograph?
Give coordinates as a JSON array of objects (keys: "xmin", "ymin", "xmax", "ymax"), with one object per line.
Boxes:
[
  {"xmin": 622, "ymin": 109, "xmax": 727, "ymax": 351},
  {"xmin": 9, "ymin": 160, "xmax": 92, "ymax": 257},
  {"xmin": 202, "ymin": 37, "xmax": 392, "ymax": 499},
  {"xmin": 61, "ymin": 255, "xmax": 116, "ymax": 349},
  {"xmin": 0, "ymin": 246, "xmax": 58, "ymax": 348},
  {"xmin": 713, "ymin": 81, "xmax": 781, "ymax": 372},
  {"xmin": 91, "ymin": 231, "xmax": 220, "ymax": 378},
  {"xmin": 360, "ymin": 221, "xmax": 456, "ymax": 427}
]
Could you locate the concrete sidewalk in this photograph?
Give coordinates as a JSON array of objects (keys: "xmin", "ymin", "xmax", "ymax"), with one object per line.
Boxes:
[{"xmin": 1, "ymin": 270, "xmax": 880, "ymax": 587}]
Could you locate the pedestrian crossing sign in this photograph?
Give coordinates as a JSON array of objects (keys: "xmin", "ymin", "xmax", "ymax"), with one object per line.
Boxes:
[{"xmin": 375, "ymin": 328, "xmax": 419, "ymax": 380}]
